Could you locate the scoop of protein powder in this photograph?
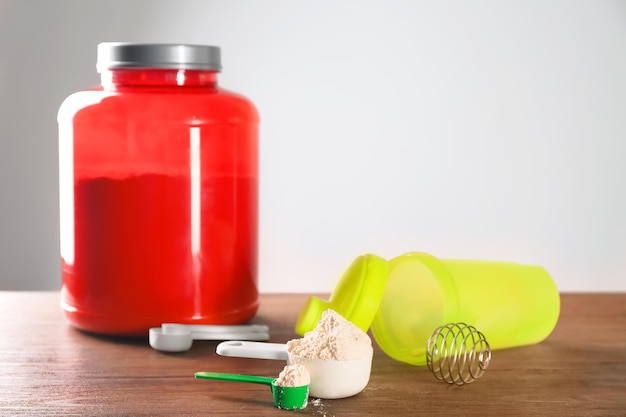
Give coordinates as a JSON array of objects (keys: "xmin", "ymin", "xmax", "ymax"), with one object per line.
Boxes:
[{"xmin": 286, "ymin": 309, "xmax": 373, "ymax": 399}]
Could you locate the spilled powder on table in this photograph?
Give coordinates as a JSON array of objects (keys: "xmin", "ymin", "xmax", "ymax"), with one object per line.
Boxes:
[
  {"xmin": 286, "ymin": 309, "xmax": 373, "ymax": 360},
  {"xmin": 310, "ymin": 398, "xmax": 335, "ymax": 417},
  {"xmin": 275, "ymin": 364, "xmax": 310, "ymax": 387}
]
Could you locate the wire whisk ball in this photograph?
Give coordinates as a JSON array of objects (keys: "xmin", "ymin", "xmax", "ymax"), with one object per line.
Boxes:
[{"xmin": 426, "ymin": 323, "xmax": 491, "ymax": 385}]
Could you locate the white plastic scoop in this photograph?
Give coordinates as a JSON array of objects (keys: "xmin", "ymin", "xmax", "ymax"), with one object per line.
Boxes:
[
  {"xmin": 216, "ymin": 341, "xmax": 372, "ymax": 399},
  {"xmin": 149, "ymin": 324, "xmax": 270, "ymax": 352}
]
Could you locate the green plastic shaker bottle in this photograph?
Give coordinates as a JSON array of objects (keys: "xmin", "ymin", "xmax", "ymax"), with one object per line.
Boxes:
[{"xmin": 295, "ymin": 252, "xmax": 560, "ymax": 366}]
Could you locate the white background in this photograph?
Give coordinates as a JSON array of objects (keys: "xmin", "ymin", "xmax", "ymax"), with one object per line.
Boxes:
[{"xmin": 0, "ymin": 0, "xmax": 624, "ymax": 292}]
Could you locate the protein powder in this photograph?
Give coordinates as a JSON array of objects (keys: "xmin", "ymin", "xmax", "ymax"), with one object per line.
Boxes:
[
  {"xmin": 286, "ymin": 309, "xmax": 373, "ymax": 361},
  {"xmin": 275, "ymin": 364, "xmax": 310, "ymax": 387}
]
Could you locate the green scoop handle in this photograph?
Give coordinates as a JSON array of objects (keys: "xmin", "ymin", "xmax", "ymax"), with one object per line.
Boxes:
[
  {"xmin": 194, "ymin": 371, "xmax": 309, "ymax": 410},
  {"xmin": 195, "ymin": 372, "xmax": 274, "ymax": 386}
]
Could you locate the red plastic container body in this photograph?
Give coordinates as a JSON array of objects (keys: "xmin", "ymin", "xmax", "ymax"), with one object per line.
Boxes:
[{"xmin": 58, "ymin": 67, "xmax": 259, "ymax": 335}]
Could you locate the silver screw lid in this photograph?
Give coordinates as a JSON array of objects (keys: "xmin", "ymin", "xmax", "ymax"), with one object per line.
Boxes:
[{"xmin": 96, "ymin": 43, "xmax": 222, "ymax": 72}]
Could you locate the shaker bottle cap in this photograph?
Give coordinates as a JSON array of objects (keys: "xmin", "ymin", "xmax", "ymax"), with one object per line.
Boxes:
[
  {"xmin": 294, "ymin": 254, "xmax": 389, "ymax": 335},
  {"xmin": 96, "ymin": 43, "xmax": 222, "ymax": 72},
  {"xmin": 295, "ymin": 252, "xmax": 461, "ymax": 337}
]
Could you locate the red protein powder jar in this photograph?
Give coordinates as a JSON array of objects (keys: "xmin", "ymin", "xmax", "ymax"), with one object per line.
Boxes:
[{"xmin": 58, "ymin": 43, "xmax": 259, "ymax": 335}]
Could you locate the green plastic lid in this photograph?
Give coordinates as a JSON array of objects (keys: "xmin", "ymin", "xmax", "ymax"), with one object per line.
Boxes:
[
  {"xmin": 294, "ymin": 251, "xmax": 461, "ymax": 366},
  {"xmin": 294, "ymin": 254, "xmax": 389, "ymax": 335}
]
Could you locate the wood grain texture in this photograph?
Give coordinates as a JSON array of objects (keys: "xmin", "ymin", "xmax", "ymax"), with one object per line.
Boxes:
[{"xmin": 0, "ymin": 292, "xmax": 624, "ymax": 416}]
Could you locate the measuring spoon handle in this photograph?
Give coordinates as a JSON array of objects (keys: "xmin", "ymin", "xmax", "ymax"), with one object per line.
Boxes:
[
  {"xmin": 195, "ymin": 372, "xmax": 274, "ymax": 386},
  {"xmin": 217, "ymin": 341, "xmax": 289, "ymax": 360}
]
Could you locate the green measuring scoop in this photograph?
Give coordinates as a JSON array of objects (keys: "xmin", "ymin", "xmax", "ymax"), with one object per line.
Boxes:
[{"xmin": 194, "ymin": 371, "xmax": 309, "ymax": 410}]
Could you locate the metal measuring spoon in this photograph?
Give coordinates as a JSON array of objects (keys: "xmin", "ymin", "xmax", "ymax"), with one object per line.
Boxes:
[{"xmin": 194, "ymin": 371, "xmax": 309, "ymax": 410}]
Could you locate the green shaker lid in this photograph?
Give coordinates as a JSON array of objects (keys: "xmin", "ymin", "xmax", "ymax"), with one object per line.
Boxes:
[{"xmin": 294, "ymin": 254, "xmax": 389, "ymax": 335}]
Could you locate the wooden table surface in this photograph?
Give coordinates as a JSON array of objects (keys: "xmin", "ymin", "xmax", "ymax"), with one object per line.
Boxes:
[{"xmin": 0, "ymin": 292, "xmax": 625, "ymax": 416}]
